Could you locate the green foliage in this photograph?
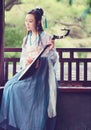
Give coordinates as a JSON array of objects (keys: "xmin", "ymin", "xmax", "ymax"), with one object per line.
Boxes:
[
  {"xmin": 4, "ymin": 0, "xmax": 91, "ymax": 59},
  {"xmin": 87, "ymin": 0, "xmax": 91, "ymax": 7},
  {"xmin": 4, "ymin": 27, "xmax": 24, "ymax": 57},
  {"xmin": 5, "ymin": 27, "xmax": 25, "ymax": 47}
]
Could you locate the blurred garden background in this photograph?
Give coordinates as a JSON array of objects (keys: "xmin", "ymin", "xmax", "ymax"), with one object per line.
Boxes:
[{"xmin": 4, "ymin": 0, "xmax": 91, "ymax": 57}]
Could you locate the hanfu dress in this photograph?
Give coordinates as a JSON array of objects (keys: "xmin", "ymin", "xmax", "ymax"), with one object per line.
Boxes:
[{"xmin": 0, "ymin": 31, "xmax": 58, "ymax": 130}]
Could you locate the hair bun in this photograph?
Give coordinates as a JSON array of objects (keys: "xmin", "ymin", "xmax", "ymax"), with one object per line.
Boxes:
[{"xmin": 36, "ymin": 8, "xmax": 44, "ymax": 16}]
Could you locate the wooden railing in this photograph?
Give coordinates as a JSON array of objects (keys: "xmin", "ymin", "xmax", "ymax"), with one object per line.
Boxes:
[
  {"xmin": 4, "ymin": 48, "xmax": 22, "ymax": 84},
  {"xmin": 57, "ymin": 48, "xmax": 91, "ymax": 86},
  {"xmin": 3, "ymin": 47, "xmax": 91, "ymax": 86}
]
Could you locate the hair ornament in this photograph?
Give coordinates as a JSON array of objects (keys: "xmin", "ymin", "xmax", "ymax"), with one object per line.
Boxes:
[{"xmin": 43, "ymin": 15, "xmax": 48, "ymax": 29}]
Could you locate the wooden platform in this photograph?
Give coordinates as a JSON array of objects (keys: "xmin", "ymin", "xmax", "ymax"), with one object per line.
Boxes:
[{"xmin": 1, "ymin": 86, "xmax": 91, "ymax": 130}]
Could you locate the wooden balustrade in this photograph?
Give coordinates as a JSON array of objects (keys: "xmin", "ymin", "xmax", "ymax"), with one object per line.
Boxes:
[
  {"xmin": 57, "ymin": 48, "xmax": 91, "ymax": 86},
  {"xmin": 3, "ymin": 47, "xmax": 91, "ymax": 86},
  {"xmin": 4, "ymin": 48, "xmax": 22, "ymax": 83}
]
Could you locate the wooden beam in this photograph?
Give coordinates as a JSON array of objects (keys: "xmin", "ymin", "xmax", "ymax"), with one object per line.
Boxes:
[{"xmin": 0, "ymin": 0, "xmax": 4, "ymax": 86}]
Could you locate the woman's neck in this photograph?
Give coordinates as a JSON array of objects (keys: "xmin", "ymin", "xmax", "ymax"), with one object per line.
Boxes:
[
  {"xmin": 31, "ymin": 31, "xmax": 38, "ymax": 40},
  {"xmin": 32, "ymin": 30, "xmax": 39, "ymax": 37},
  {"xmin": 30, "ymin": 31, "xmax": 39, "ymax": 45}
]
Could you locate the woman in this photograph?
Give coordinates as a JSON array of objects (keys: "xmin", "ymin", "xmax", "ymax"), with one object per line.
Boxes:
[{"xmin": 0, "ymin": 8, "xmax": 58, "ymax": 130}]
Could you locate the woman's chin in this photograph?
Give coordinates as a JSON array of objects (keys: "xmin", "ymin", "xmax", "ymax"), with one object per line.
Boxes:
[{"xmin": 27, "ymin": 29, "xmax": 31, "ymax": 31}]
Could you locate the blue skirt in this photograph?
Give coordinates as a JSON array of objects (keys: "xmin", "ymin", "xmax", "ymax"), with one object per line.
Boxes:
[{"xmin": 0, "ymin": 58, "xmax": 50, "ymax": 130}]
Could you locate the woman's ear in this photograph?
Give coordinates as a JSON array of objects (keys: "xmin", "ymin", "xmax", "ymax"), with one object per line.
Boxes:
[
  {"xmin": 36, "ymin": 21, "xmax": 41, "ymax": 30},
  {"xmin": 38, "ymin": 21, "xmax": 41, "ymax": 25}
]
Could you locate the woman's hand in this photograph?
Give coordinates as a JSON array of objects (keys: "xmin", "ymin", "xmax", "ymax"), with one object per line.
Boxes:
[
  {"xmin": 26, "ymin": 56, "xmax": 33, "ymax": 66},
  {"xmin": 48, "ymin": 39, "xmax": 55, "ymax": 50},
  {"xmin": 26, "ymin": 46, "xmax": 40, "ymax": 66},
  {"xmin": 26, "ymin": 56, "xmax": 40, "ymax": 68}
]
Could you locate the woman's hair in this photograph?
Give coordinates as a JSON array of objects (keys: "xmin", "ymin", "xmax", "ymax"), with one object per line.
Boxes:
[{"xmin": 27, "ymin": 8, "xmax": 44, "ymax": 32}]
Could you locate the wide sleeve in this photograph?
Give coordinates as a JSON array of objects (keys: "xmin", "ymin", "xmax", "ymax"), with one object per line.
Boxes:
[
  {"xmin": 47, "ymin": 48, "xmax": 58, "ymax": 65},
  {"xmin": 19, "ymin": 37, "xmax": 27, "ymax": 69},
  {"xmin": 41, "ymin": 32, "xmax": 58, "ymax": 65}
]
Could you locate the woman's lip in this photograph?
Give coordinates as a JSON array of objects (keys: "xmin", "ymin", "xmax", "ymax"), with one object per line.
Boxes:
[
  {"xmin": 27, "ymin": 27, "xmax": 31, "ymax": 30},
  {"xmin": 27, "ymin": 27, "xmax": 30, "ymax": 29}
]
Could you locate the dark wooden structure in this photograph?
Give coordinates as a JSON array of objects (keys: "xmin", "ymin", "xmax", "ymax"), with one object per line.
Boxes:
[
  {"xmin": 0, "ymin": 0, "xmax": 4, "ymax": 86},
  {"xmin": 3, "ymin": 47, "xmax": 91, "ymax": 86},
  {"xmin": 57, "ymin": 48, "xmax": 91, "ymax": 86}
]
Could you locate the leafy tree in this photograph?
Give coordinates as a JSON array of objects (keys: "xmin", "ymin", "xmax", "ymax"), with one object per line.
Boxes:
[
  {"xmin": 5, "ymin": 0, "xmax": 21, "ymax": 11},
  {"xmin": 87, "ymin": 0, "xmax": 91, "ymax": 7},
  {"xmin": 56, "ymin": 0, "xmax": 73, "ymax": 5}
]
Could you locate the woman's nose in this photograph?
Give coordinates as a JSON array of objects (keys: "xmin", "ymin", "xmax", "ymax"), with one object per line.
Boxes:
[{"xmin": 26, "ymin": 22, "xmax": 29, "ymax": 25}]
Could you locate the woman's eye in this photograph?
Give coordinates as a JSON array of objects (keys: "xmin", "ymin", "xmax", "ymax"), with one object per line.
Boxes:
[
  {"xmin": 25, "ymin": 20, "xmax": 33, "ymax": 23},
  {"xmin": 29, "ymin": 20, "xmax": 33, "ymax": 23}
]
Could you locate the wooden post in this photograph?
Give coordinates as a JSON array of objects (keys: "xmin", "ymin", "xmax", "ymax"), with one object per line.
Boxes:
[{"xmin": 0, "ymin": 0, "xmax": 4, "ymax": 86}]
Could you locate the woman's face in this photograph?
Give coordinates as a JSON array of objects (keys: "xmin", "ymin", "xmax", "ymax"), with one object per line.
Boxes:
[{"xmin": 25, "ymin": 14, "xmax": 36, "ymax": 32}]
